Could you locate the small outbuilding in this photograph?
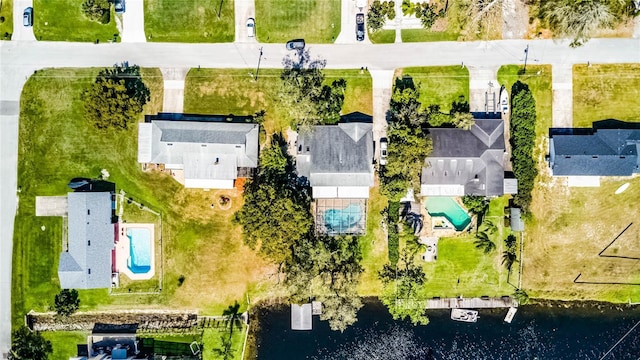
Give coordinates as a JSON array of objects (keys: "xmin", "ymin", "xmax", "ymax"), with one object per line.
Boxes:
[{"xmin": 510, "ymin": 207, "xmax": 524, "ymax": 232}]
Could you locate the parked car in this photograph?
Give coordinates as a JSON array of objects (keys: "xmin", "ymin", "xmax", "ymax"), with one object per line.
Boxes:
[
  {"xmin": 356, "ymin": 13, "xmax": 365, "ymax": 41},
  {"xmin": 286, "ymin": 39, "xmax": 305, "ymax": 50},
  {"xmin": 247, "ymin": 17, "xmax": 255, "ymax": 37},
  {"xmin": 379, "ymin": 138, "xmax": 388, "ymax": 166},
  {"xmin": 114, "ymin": 0, "xmax": 125, "ymax": 14},
  {"xmin": 23, "ymin": 7, "xmax": 33, "ymax": 27}
]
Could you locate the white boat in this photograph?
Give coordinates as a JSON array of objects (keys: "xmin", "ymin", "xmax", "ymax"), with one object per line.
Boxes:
[
  {"xmin": 500, "ymin": 86, "xmax": 509, "ymax": 114},
  {"xmin": 451, "ymin": 308, "xmax": 478, "ymax": 323},
  {"xmin": 504, "ymin": 307, "xmax": 518, "ymax": 323}
]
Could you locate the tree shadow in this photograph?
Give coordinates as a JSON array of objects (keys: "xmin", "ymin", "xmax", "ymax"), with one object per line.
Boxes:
[{"xmin": 394, "ymin": 75, "xmax": 416, "ymax": 92}]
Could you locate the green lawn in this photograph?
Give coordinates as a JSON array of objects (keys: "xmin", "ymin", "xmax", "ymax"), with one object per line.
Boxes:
[
  {"xmin": 0, "ymin": 0, "xmax": 13, "ymax": 40},
  {"xmin": 255, "ymin": 0, "xmax": 340, "ymax": 43},
  {"xmin": 573, "ymin": 63, "xmax": 640, "ymax": 128},
  {"xmin": 357, "ymin": 186, "xmax": 388, "ymax": 296},
  {"xmin": 43, "ymin": 331, "xmax": 89, "ymax": 360},
  {"xmin": 12, "ymin": 67, "xmax": 274, "ymax": 329},
  {"xmin": 395, "ymin": 66, "xmax": 470, "ymax": 113},
  {"xmin": 33, "ymin": 0, "xmax": 119, "ymax": 42},
  {"xmin": 203, "ymin": 327, "xmax": 247, "ymax": 360},
  {"xmin": 144, "ymin": 0, "xmax": 234, "ymax": 43},
  {"xmin": 183, "ymin": 68, "xmax": 373, "ymax": 134},
  {"xmin": 368, "ymin": 29, "xmax": 396, "ymax": 44},
  {"xmin": 401, "ymin": 29, "xmax": 459, "ymax": 42}
]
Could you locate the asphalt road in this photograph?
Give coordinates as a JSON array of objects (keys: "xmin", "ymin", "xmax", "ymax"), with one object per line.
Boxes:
[{"xmin": 0, "ymin": 37, "xmax": 639, "ymax": 355}]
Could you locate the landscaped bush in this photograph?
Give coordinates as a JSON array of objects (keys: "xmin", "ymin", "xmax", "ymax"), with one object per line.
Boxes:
[
  {"xmin": 387, "ymin": 201, "xmax": 400, "ymax": 266},
  {"xmin": 509, "ymin": 81, "xmax": 537, "ymax": 212},
  {"xmin": 81, "ymin": 0, "xmax": 111, "ymax": 24},
  {"xmin": 368, "ymin": 0, "xmax": 397, "ymax": 31}
]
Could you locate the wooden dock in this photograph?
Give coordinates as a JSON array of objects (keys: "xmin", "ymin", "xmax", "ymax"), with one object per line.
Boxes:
[{"xmin": 425, "ymin": 297, "xmax": 517, "ymax": 309}]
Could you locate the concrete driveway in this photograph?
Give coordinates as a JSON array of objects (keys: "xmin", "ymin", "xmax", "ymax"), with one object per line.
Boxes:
[
  {"xmin": 12, "ymin": 0, "xmax": 36, "ymax": 41},
  {"xmin": 234, "ymin": 0, "xmax": 256, "ymax": 43},
  {"xmin": 335, "ymin": 0, "xmax": 371, "ymax": 44},
  {"xmin": 120, "ymin": 0, "xmax": 146, "ymax": 43}
]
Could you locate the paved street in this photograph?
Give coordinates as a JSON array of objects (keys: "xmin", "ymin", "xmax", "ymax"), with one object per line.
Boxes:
[{"xmin": 0, "ymin": 37, "xmax": 639, "ymax": 354}]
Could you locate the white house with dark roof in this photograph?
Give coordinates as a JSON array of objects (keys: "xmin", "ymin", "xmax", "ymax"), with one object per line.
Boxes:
[
  {"xmin": 296, "ymin": 122, "xmax": 374, "ymax": 199},
  {"xmin": 58, "ymin": 192, "xmax": 115, "ymax": 289},
  {"xmin": 138, "ymin": 114, "xmax": 259, "ymax": 189},
  {"xmin": 548, "ymin": 127, "xmax": 640, "ymax": 186},
  {"xmin": 421, "ymin": 119, "xmax": 516, "ymax": 197}
]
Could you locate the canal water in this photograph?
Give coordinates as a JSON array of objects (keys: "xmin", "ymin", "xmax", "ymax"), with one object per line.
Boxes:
[{"xmin": 254, "ymin": 300, "xmax": 640, "ymax": 360}]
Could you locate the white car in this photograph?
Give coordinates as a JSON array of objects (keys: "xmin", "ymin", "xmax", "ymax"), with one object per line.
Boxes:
[
  {"xmin": 379, "ymin": 138, "xmax": 388, "ymax": 166},
  {"xmin": 247, "ymin": 18, "xmax": 255, "ymax": 37}
]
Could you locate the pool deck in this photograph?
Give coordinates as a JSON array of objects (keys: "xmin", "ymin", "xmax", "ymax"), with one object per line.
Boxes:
[{"xmin": 116, "ymin": 223, "xmax": 156, "ymax": 281}]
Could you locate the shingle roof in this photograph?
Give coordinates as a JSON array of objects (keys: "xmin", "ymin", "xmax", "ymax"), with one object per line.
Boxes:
[
  {"xmin": 422, "ymin": 119, "xmax": 506, "ymax": 196},
  {"xmin": 296, "ymin": 123, "xmax": 374, "ymax": 187},
  {"xmin": 138, "ymin": 117, "xmax": 259, "ymax": 183},
  {"xmin": 59, "ymin": 192, "xmax": 113, "ymax": 289},
  {"xmin": 549, "ymin": 129, "xmax": 640, "ymax": 176}
]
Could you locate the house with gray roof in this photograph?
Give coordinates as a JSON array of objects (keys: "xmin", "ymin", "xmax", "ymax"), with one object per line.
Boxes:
[
  {"xmin": 138, "ymin": 114, "xmax": 259, "ymax": 189},
  {"xmin": 59, "ymin": 192, "xmax": 115, "ymax": 289},
  {"xmin": 421, "ymin": 119, "xmax": 515, "ymax": 197},
  {"xmin": 296, "ymin": 122, "xmax": 374, "ymax": 199},
  {"xmin": 548, "ymin": 127, "xmax": 640, "ymax": 186}
]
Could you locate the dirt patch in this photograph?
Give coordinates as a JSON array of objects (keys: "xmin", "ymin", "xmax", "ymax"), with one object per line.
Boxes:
[{"xmin": 502, "ymin": 0, "xmax": 529, "ymax": 39}]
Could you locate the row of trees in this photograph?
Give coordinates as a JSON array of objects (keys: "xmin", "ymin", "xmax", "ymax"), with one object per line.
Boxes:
[
  {"xmin": 367, "ymin": 1, "xmax": 397, "ymax": 32},
  {"xmin": 509, "ymin": 81, "xmax": 537, "ymax": 212},
  {"xmin": 402, "ymin": 0, "xmax": 446, "ymax": 29}
]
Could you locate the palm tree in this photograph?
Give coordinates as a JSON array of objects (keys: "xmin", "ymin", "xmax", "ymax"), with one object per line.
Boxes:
[
  {"xmin": 481, "ymin": 219, "xmax": 498, "ymax": 235},
  {"xmin": 474, "ymin": 231, "xmax": 496, "ymax": 254},
  {"xmin": 502, "ymin": 250, "xmax": 517, "ymax": 272},
  {"xmin": 504, "ymin": 234, "xmax": 517, "ymax": 252}
]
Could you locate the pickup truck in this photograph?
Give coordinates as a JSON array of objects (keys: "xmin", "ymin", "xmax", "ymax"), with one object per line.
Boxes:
[{"xmin": 356, "ymin": 13, "xmax": 365, "ymax": 42}]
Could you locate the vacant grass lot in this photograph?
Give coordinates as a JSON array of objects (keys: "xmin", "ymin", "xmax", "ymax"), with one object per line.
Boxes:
[
  {"xmin": 33, "ymin": 0, "xmax": 118, "ymax": 42},
  {"xmin": 144, "ymin": 0, "xmax": 234, "ymax": 43},
  {"xmin": 526, "ymin": 177, "xmax": 640, "ymax": 302},
  {"xmin": 13, "ymin": 68, "xmax": 275, "ymax": 331},
  {"xmin": 573, "ymin": 64, "xmax": 640, "ymax": 128},
  {"xmin": 183, "ymin": 68, "xmax": 373, "ymax": 134},
  {"xmin": 395, "ymin": 66, "xmax": 469, "ymax": 113},
  {"xmin": 255, "ymin": 0, "xmax": 340, "ymax": 43},
  {"xmin": 401, "ymin": 29, "xmax": 459, "ymax": 42},
  {"xmin": 0, "ymin": 0, "xmax": 12, "ymax": 40},
  {"xmin": 357, "ymin": 184, "xmax": 388, "ymax": 296}
]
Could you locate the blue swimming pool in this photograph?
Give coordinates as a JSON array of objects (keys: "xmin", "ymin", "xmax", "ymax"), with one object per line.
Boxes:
[
  {"xmin": 127, "ymin": 228, "xmax": 151, "ymax": 274},
  {"xmin": 425, "ymin": 197, "xmax": 471, "ymax": 231},
  {"xmin": 324, "ymin": 203, "xmax": 363, "ymax": 233}
]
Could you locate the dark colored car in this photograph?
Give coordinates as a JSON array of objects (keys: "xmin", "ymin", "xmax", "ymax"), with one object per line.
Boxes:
[
  {"xmin": 114, "ymin": 0, "xmax": 125, "ymax": 14},
  {"xmin": 23, "ymin": 7, "xmax": 33, "ymax": 27},
  {"xmin": 286, "ymin": 39, "xmax": 305, "ymax": 50},
  {"xmin": 356, "ymin": 13, "xmax": 365, "ymax": 41}
]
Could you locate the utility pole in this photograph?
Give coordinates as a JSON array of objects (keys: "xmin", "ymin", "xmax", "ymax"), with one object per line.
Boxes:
[
  {"xmin": 523, "ymin": 44, "xmax": 529, "ymax": 73},
  {"xmin": 255, "ymin": 47, "xmax": 263, "ymax": 81}
]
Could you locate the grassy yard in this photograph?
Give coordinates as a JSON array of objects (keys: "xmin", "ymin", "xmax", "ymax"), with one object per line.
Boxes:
[
  {"xmin": 12, "ymin": 67, "xmax": 276, "ymax": 329},
  {"xmin": 144, "ymin": 0, "xmax": 234, "ymax": 43},
  {"xmin": 415, "ymin": 197, "xmax": 514, "ymax": 298},
  {"xmin": 395, "ymin": 66, "xmax": 469, "ymax": 113},
  {"xmin": 401, "ymin": 29, "xmax": 459, "ymax": 42},
  {"xmin": 0, "ymin": 0, "xmax": 12, "ymax": 40},
  {"xmin": 368, "ymin": 29, "xmax": 396, "ymax": 44},
  {"xmin": 203, "ymin": 327, "xmax": 247, "ymax": 360},
  {"xmin": 33, "ymin": 0, "xmax": 118, "ymax": 42},
  {"xmin": 183, "ymin": 68, "xmax": 373, "ymax": 134},
  {"xmin": 43, "ymin": 331, "xmax": 89, "ymax": 360},
  {"xmin": 573, "ymin": 64, "xmax": 640, "ymax": 128},
  {"xmin": 357, "ymin": 185, "xmax": 388, "ymax": 296},
  {"xmin": 255, "ymin": 0, "xmax": 340, "ymax": 43}
]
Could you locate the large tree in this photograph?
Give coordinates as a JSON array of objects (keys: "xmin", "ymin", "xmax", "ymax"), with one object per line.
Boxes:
[
  {"xmin": 541, "ymin": 0, "xmax": 620, "ymax": 47},
  {"xmin": 9, "ymin": 327, "xmax": 52, "ymax": 360},
  {"xmin": 234, "ymin": 136, "xmax": 313, "ymax": 264},
  {"xmin": 378, "ymin": 249, "xmax": 429, "ymax": 325},
  {"xmin": 83, "ymin": 64, "xmax": 150, "ymax": 130},
  {"xmin": 280, "ymin": 51, "xmax": 346, "ymax": 130},
  {"xmin": 286, "ymin": 235, "xmax": 364, "ymax": 332},
  {"xmin": 81, "ymin": 0, "xmax": 111, "ymax": 24},
  {"xmin": 54, "ymin": 288, "xmax": 80, "ymax": 316}
]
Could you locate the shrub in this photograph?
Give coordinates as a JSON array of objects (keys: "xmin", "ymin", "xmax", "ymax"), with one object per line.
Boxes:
[
  {"xmin": 509, "ymin": 81, "xmax": 537, "ymax": 212},
  {"xmin": 387, "ymin": 201, "xmax": 400, "ymax": 266},
  {"xmin": 81, "ymin": 0, "xmax": 111, "ymax": 24},
  {"xmin": 401, "ymin": 0, "xmax": 414, "ymax": 16},
  {"xmin": 54, "ymin": 289, "xmax": 80, "ymax": 316}
]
